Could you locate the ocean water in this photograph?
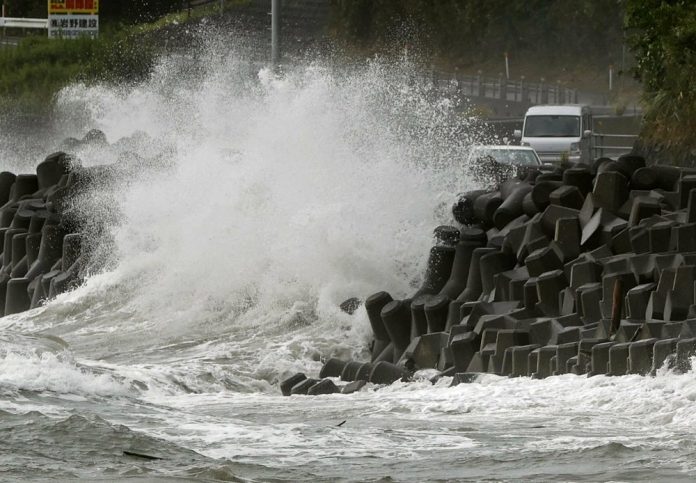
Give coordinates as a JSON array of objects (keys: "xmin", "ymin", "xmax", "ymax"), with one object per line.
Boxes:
[{"xmin": 1, "ymin": 38, "xmax": 695, "ymax": 482}]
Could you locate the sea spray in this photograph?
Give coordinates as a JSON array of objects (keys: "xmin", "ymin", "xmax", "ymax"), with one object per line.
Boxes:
[
  {"xmin": 0, "ymin": 35, "xmax": 694, "ymax": 483},
  {"xmin": 0, "ymin": 40, "xmax": 485, "ymax": 390}
]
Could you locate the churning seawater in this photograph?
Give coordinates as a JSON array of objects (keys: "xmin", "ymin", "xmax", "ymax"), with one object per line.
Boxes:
[{"xmin": 1, "ymin": 38, "xmax": 695, "ymax": 482}]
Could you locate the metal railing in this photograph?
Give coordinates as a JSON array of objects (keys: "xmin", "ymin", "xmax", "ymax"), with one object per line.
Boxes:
[
  {"xmin": 432, "ymin": 71, "xmax": 583, "ymax": 105},
  {"xmin": 0, "ymin": 17, "xmax": 48, "ymax": 29},
  {"xmin": 591, "ymin": 133, "xmax": 638, "ymax": 159}
]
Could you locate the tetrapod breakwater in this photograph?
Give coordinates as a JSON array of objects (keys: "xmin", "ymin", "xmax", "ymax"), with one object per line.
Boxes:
[
  {"xmin": 282, "ymin": 155, "xmax": 696, "ymax": 396},
  {"xmin": 0, "ymin": 151, "xmax": 89, "ymax": 316}
]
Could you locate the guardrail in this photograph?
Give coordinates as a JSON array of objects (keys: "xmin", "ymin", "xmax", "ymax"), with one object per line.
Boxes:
[
  {"xmin": 432, "ymin": 70, "xmax": 584, "ymax": 105},
  {"xmin": 591, "ymin": 133, "xmax": 639, "ymax": 159},
  {"xmin": 0, "ymin": 17, "xmax": 48, "ymax": 29}
]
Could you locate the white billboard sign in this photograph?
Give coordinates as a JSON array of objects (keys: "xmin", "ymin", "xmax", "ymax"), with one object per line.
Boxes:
[{"xmin": 48, "ymin": 14, "xmax": 98, "ymax": 39}]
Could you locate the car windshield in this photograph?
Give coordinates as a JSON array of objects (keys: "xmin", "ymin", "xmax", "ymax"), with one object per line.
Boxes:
[
  {"xmin": 524, "ymin": 115, "xmax": 580, "ymax": 137},
  {"xmin": 474, "ymin": 149, "xmax": 539, "ymax": 167}
]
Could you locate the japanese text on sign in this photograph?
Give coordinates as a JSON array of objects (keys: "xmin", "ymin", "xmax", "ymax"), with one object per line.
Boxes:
[
  {"xmin": 48, "ymin": 14, "xmax": 99, "ymax": 38},
  {"xmin": 49, "ymin": 0, "xmax": 99, "ymax": 15}
]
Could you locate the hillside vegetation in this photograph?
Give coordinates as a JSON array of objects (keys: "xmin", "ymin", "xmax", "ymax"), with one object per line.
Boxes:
[
  {"xmin": 0, "ymin": 0, "xmax": 694, "ymax": 162},
  {"xmin": 0, "ymin": 32, "xmax": 154, "ymax": 110},
  {"xmin": 625, "ymin": 0, "xmax": 696, "ymax": 160},
  {"xmin": 0, "ymin": 1, "xmax": 242, "ymax": 114},
  {"xmin": 330, "ymin": 1, "xmax": 625, "ymax": 76}
]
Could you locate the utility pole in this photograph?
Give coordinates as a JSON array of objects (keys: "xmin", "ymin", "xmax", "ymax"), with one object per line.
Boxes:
[
  {"xmin": 271, "ymin": 0, "xmax": 280, "ymax": 68},
  {"xmin": 609, "ymin": 64, "xmax": 613, "ymax": 92},
  {"xmin": 2, "ymin": 4, "xmax": 5, "ymax": 47}
]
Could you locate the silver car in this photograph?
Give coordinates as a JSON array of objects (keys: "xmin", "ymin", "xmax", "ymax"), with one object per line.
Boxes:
[
  {"xmin": 467, "ymin": 145, "xmax": 542, "ymax": 187},
  {"xmin": 468, "ymin": 145, "xmax": 542, "ymax": 167}
]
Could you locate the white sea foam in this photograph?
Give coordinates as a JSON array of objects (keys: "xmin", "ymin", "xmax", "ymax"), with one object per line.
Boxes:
[
  {"xmin": 0, "ymin": 43, "xmax": 482, "ymax": 384},
  {"xmin": 0, "ymin": 346, "xmax": 128, "ymax": 397},
  {"xmin": 1, "ymin": 33, "xmax": 695, "ymax": 480},
  {"xmin": 104, "ymin": 367, "xmax": 695, "ymax": 481}
]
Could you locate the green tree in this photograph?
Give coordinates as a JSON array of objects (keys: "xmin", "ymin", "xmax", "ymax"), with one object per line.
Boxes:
[
  {"xmin": 331, "ymin": 0, "xmax": 623, "ymax": 63},
  {"xmin": 625, "ymin": 0, "xmax": 696, "ymax": 154}
]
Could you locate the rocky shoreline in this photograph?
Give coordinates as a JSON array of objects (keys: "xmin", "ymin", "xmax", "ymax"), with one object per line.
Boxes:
[{"xmin": 283, "ymin": 155, "xmax": 696, "ymax": 395}]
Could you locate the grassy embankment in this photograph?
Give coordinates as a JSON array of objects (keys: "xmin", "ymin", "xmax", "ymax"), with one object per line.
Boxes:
[{"xmin": 0, "ymin": 1, "xmax": 247, "ymax": 116}]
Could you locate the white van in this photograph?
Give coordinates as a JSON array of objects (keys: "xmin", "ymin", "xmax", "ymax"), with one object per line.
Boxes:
[{"xmin": 514, "ymin": 105, "xmax": 593, "ymax": 164}]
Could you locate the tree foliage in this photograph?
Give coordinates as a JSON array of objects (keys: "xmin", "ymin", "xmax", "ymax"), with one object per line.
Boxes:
[
  {"xmin": 331, "ymin": 0, "xmax": 624, "ymax": 65},
  {"xmin": 625, "ymin": 0, "xmax": 696, "ymax": 153}
]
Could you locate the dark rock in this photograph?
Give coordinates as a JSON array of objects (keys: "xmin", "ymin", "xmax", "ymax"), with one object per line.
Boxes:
[{"xmin": 339, "ymin": 297, "xmax": 361, "ymax": 315}]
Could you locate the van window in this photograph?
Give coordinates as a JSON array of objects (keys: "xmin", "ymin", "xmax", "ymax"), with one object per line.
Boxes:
[{"xmin": 523, "ymin": 115, "xmax": 580, "ymax": 137}]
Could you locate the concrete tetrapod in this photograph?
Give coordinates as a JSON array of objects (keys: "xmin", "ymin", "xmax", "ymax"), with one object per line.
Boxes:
[
  {"xmin": 438, "ymin": 228, "xmax": 486, "ymax": 300},
  {"xmin": 380, "ymin": 300, "xmax": 413, "ymax": 360},
  {"xmin": 9, "ymin": 233, "xmax": 28, "ymax": 278},
  {"xmin": 2, "ymin": 228, "xmax": 27, "ymax": 270},
  {"xmin": 627, "ymin": 338, "xmax": 658, "ymax": 375},
  {"xmin": 5, "ymin": 277, "xmax": 31, "ymax": 315},
  {"xmin": 424, "ymin": 295, "xmax": 450, "ymax": 333},
  {"xmin": 319, "ymin": 358, "xmax": 347, "ymax": 378},
  {"xmin": 25, "ymin": 224, "xmax": 65, "ymax": 280},
  {"xmin": 652, "ymin": 338, "xmax": 678, "ymax": 374},
  {"xmin": 307, "ymin": 379, "xmax": 339, "ymax": 396},
  {"xmin": 365, "ymin": 291, "xmax": 393, "ymax": 359},
  {"xmin": 0, "ymin": 172, "xmax": 17, "ymax": 206},
  {"xmin": 340, "ymin": 361, "xmax": 363, "ymax": 382},
  {"xmin": 290, "ymin": 378, "xmax": 319, "ymax": 395},
  {"xmin": 411, "ymin": 245, "xmax": 456, "ymax": 298},
  {"xmin": 341, "ymin": 380, "xmax": 367, "ymax": 394},
  {"xmin": 49, "ymin": 256, "xmax": 86, "ymax": 298},
  {"xmin": 452, "ymin": 190, "xmax": 487, "ymax": 225},
  {"xmin": 410, "ymin": 295, "xmax": 430, "ymax": 339},
  {"xmin": 494, "ymin": 183, "xmax": 533, "ymax": 229},
  {"xmin": 368, "ymin": 361, "xmax": 410, "ymax": 385},
  {"xmin": 280, "ymin": 373, "xmax": 307, "ymax": 396},
  {"xmin": 290, "ymin": 156, "xmax": 696, "ymax": 395}
]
